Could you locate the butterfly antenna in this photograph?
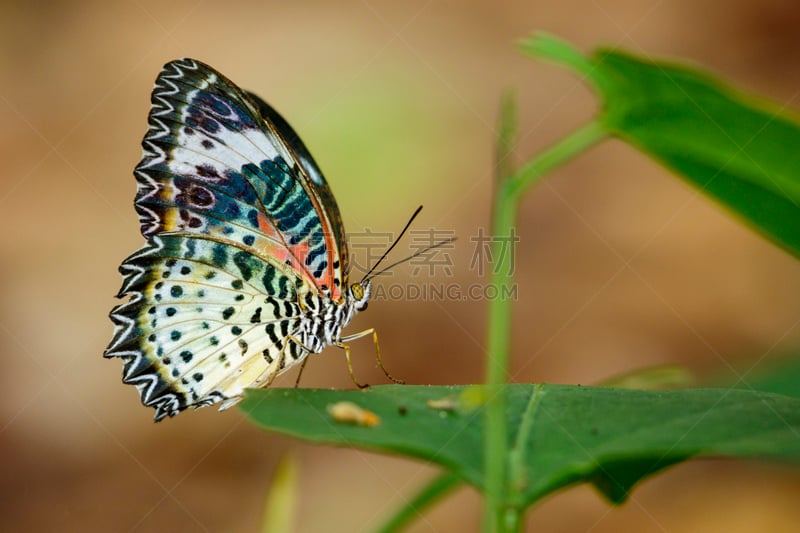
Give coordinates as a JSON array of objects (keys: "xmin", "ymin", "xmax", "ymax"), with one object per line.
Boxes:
[
  {"xmin": 364, "ymin": 236, "xmax": 457, "ymax": 281},
  {"xmin": 360, "ymin": 205, "xmax": 423, "ymax": 283}
]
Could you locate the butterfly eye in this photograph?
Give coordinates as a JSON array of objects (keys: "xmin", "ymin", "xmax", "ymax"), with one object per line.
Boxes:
[{"xmin": 351, "ymin": 283, "xmax": 364, "ymax": 300}]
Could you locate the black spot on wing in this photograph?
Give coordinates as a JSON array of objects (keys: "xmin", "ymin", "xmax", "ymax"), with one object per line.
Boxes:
[
  {"xmin": 277, "ymin": 276, "xmax": 289, "ymax": 299},
  {"xmin": 247, "ymin": 209, "xmax": 259, "ymax": 229},
  {"xmin": 265, "ymin": 323, "xmax": 279, "ymax": 345},
  {"xmin": 212, "ymin": 243, "xmax": 228, "ymax": 267},
  {"xmin": 305, "ymin": 239, "xmax": 327, "ymax": 265},
  {"xmin": 261, "ymin": 266, "xmax": 275, "ymax": 295},
  {"xmin": 313, "ymin": 260, "xmax": 328, "ymax": 280},
  {"xmin": 264, "ymin": 297, "xmax": 280, "ymax": 318},
  {"xmin": 232, "ymin": 250, "xmax": 255, "ymax": 281}
]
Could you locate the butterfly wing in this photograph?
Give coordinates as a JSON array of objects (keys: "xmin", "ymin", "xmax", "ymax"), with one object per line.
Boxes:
[
  {"xmin": 106, "ymin": 58, "xmax": 347, "ymax": 420},
  {"xmin": 245, "ymin": 90, "xmax": 349, "ymax": 289},
  {"xmin": 108, "ymin": 235, "xmax": 308, "ymax": 420},
  {"xmin": 132, "ymin": 58, "xmax": 348, "ymax": 295}
]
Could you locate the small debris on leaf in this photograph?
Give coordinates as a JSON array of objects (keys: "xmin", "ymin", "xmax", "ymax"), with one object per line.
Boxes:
[
  {"xmin": 426, "ymin": 396, "xmax": 458, "ymax": 412},
  {"xmin": 327, "ymin": 401, "xmax": 380, "ymax": 427}
]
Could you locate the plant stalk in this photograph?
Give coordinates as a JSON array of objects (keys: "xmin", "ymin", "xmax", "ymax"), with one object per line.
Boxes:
[
  {"xmin": 373, "ymin": 472, "xmax": 461, "ymax": 533},
  {"xmin": 483, "ymin": 119, "xmax": 606, "ymax": 532}
]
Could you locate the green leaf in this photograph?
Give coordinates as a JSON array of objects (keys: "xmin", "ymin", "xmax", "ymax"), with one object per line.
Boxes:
[
  {"xmin": 241, "ymin": 384, "xmax": 800, "ymax": 508},
  {"xmin": 521, "ymin": 33, "xmax": 800, "ymax": 259}
]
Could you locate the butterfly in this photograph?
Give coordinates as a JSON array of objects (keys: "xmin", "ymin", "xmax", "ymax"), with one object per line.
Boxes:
[{"xmin": 105, "ymin": 58, "xmax": 404, "ymax": 421}]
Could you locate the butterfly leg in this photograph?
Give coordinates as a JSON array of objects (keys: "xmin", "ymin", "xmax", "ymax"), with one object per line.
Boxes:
[
  {"xmin": 294, "ymin": 356, "xmax": 310, "ymax": 388},
  {"xmin": 340, "ymin": 328, "xmax": 405, "ymax": 385},
  {"xmin": 335, "ymin": 340, "xmax": 369, "ymax": 389}
]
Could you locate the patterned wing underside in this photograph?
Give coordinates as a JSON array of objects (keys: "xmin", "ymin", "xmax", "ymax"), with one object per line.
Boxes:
[
  {"xmin": 245, "ymin": 91, "xmax": 349, "ymax": 283},
  {"xmin": 133, "ymin": 58, "xmax": 346, "ymax": 297},
  {"xmin": 106, "ymin": 58, "xmax": 348, "ymax": 420},
  {"xmin": 107, "ymin": 235, "xmax": 310, "ymax": 421}
]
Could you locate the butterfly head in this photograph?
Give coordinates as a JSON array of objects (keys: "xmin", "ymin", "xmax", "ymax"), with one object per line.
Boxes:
[{"xmin": 350, "ymin": 280, "xmax": 371, "ymax": 312}]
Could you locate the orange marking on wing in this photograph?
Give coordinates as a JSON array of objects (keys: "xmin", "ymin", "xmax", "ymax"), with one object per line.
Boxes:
[
  {"xmin": 320, "ymin": 227, "xmax": 338, "ymax": 298},
  {"xmin": 256, "ymin": 213, "xmax": 280, "ymax": 240},
  {"xmin": 255, "ymin": 212, "xmax": 324, "ymax": 290},
  {"xmin": 311, "ymin": 194, "xmax": 343, "ymax": 300},
  {"xmin": 165, "ymin": 210, "xmax": 180, "ymax": 231}
]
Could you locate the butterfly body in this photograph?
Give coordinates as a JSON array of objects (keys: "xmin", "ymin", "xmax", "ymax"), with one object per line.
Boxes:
[{"xmin": 106, "ymin": 58, "xmax": 371, "ymax": 421}]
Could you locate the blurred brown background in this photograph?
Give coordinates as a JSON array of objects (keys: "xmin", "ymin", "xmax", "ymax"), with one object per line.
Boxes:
[{"xmin": 3, "ymin": 0, "xmax": 800, "ymax": 531}]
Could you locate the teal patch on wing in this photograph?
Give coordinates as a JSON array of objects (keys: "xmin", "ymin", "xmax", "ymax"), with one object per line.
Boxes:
[{"xmin": 131, "ymin": 58, "xmax": 344, "ymax": 296}]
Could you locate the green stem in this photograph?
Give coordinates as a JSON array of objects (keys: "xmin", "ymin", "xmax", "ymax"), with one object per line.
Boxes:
[
  {"xmin": 372, "ymin": 472, "xmax": 461, "ymax": 533},
  {"xmin": 508, "ymin": 120, "xmax": 607, "ymax": 198},
  {"xmin": 482, "ymin": 119, "xmax": 606, "ymax": 533}
]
